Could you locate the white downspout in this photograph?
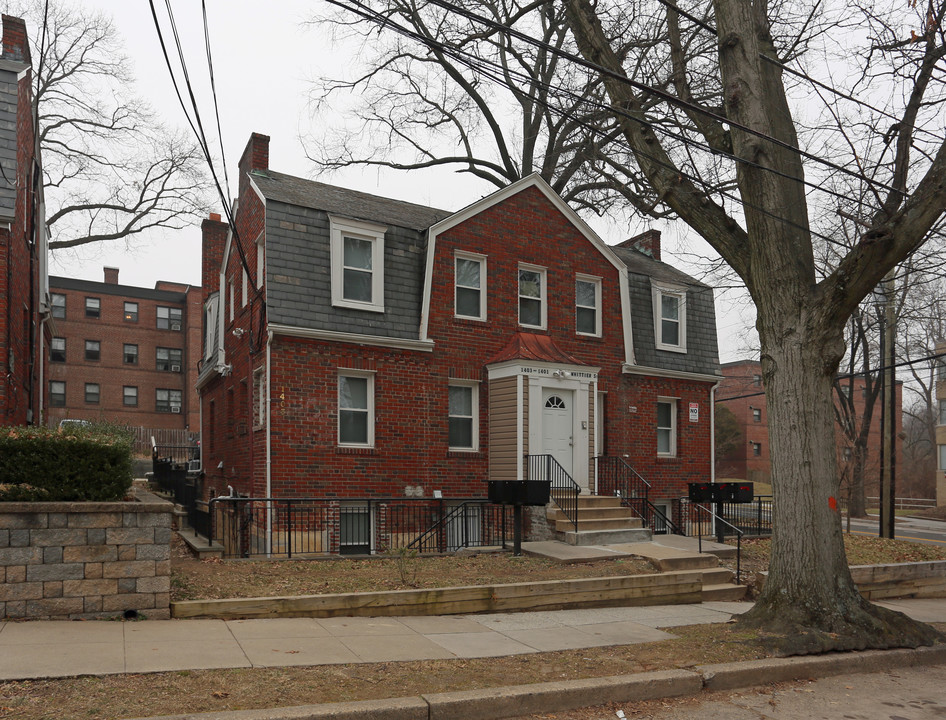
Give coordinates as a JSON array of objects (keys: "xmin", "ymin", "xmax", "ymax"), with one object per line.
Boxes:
[
  {"xmin": 710, "ymin": 380, "xmax": 721, "ymax": 484},
  {"xmin": 266, "ymin": 330, "xmax": 273, "ymax": 555}
]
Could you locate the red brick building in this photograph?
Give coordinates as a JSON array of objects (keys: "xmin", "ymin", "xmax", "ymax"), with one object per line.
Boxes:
[
  {"xmin": 716, "ymin": 359, "xmax": 902, "ymax": 496},
  {"xmin": 46, "ymin": 268, "xmax": 201, "ymax": 433},
  {"xmin": 0, "ymin": 15, "xmax": 48, "ymax": 427},
  {"xmin": 198, "ymin": 134, "xmax": 722, "ymax": 549}
]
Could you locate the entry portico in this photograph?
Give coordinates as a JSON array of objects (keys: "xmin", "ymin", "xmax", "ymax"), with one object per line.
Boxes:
[{"xmin": 486, "ymin": 333, "xmax": 600, "ymax": 492}]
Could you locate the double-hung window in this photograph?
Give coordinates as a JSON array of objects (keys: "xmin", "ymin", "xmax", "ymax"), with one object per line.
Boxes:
[
  {"xmin": 124, "ymin": 344, "xmax": 138, "ymax": 365},
  {"xmin": 123, "ymin": 386, "xmax": 138, "ymax": 407},
  {"xmin": 157, "ymin": 306, "xmax": 183, "ymax": 330},
  {"xmin": 50, "ymin": 337, "xmax": 66, "ymax": 363},
  {"xmin": 330, "ymin": 217, "xmax": 386, "ymax": 312},
  {"xmin": 518, "ymin": 264, "xmax": 546, "ymax": 329},
  {"xmin": 455, "ymin": 252, "xmax": 486, "ymax": 320},
  {"xmin": 939, "ymin": 399, "xmax": 946, "ymax": 426},
  {"xmin": 85, "ymin": 297, "xmax": 100, "ymax": 318},
  {"xmin": 156, "ymin": 389, "xmax": 183, "ymax": 413},
  {"xmin": 575, "ymin": 275, "xmax": 601, "ymax": 336},
  {"xmin": 338, "ymin": 372, "xmax": 374, "ymax": 446},
  {"xmin": 124, "ymin": 302, "xmax": 138, "ymax": 322},
  {"xmin": 656, "ymin": 398, "xmax": 677, "ymax": 456},
  {"xmin": 85, "ymin": 383, "xmax": 100, "ymax": 404},
  {"xmin": 51, "ymin": 293, "xmax": 66, "ymax": 319},
  {"xmin": 50, "ymin": 381, "xmax": 65, "ymax": 407},
  {"xmin": 156, "ymin": 347, "xmax": 183, "ymax": 372},
  {"xmin": 448, "ymin": 382, "xmax": 478, "ymax": 451},
  {"xmin": 652, "ymin": 283, "xmax": 687, "ymax": 352},
  {"xmin": 85, "ymin": 340, "xmax": 100, "ymax": 362}
]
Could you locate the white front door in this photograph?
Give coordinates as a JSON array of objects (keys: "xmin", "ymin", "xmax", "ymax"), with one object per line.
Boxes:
[{"xmin": 542, "ymin": 389, "xmax": 574, "ymax": 479}]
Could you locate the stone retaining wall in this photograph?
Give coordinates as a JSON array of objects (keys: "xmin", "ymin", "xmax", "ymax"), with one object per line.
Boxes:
[{"xmin": 0, "ymin": 490, "xmax": 173, "ymax": 620}]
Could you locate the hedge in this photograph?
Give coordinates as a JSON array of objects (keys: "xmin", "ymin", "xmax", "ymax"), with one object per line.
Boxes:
[{"xmin": 0, "ymin": 424, "xmax": 134, "ymax": 502}]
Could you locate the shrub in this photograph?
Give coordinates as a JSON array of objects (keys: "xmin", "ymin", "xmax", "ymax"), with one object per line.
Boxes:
[{"xmin": 0, "ymin": 423, "xmax": 134, "ymax": 502}]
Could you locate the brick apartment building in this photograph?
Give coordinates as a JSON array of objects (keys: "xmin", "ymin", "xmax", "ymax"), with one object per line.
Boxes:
[
  {"xmin": 46, "ymin": 268, "xmax": 201, "ymax": 433},
  {"xmin": 0, "ymin": 15, "xmax": 49, "ymax": 427},
  {"xmin": 716, "ymin": 359, "xmax": 902, "ymax": 497},
  {"xmin": 197, "ymin": 133, "xmax": 722, "ymax": 553}
]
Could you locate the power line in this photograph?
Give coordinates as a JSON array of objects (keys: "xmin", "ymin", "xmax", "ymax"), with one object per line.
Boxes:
[{"xmin": 324, "ymin": 0, "xmax": 852, "ymax": 248}]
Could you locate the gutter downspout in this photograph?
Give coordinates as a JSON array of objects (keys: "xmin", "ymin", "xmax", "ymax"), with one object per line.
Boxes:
[
  {"xmin": 710, "ymin": 380, "xmax": 721, "ymax": 484},
  {"xmin": 266, "ymin": 329, "xmax": 273, "ymax": 555}
]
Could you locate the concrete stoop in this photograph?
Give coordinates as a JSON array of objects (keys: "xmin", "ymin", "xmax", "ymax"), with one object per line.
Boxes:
[{"xmin": 548, "ymin": 495, "xmax": 653, "ymax": 546}]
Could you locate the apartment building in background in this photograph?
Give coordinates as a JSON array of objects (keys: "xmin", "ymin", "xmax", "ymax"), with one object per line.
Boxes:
[{"xmin": 47, "ymin": 268, "xmax": 201, "ymax": 433}]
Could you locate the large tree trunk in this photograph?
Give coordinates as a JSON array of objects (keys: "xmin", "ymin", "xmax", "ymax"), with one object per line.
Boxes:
[{"xmin": 738, "ymin": 311, "xmax": 939, "ymax": 652}]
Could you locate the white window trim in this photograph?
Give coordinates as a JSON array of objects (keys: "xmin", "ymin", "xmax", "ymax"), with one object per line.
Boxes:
[
  {"xmin": 256, "ymin": 231, "xmax": 265, "ymax": 289},
  {"xmin": 454, "ymin": 251, "xmax": 487, "ymax": 321},
  {"xmin": 939, "ymin": 399, "xmax": 946, "ymax": 426},
  {"xmin": 253, "ymin": 366, "xmax": 266, "ymax": 429},
  {"xmin": 518, "ymin": 262, "xmax": 547, "ymax": 330},
  {"xmin": 330, "ymin": 216, "xmax": 387, "ymax": 313},
  {"xmin": 575, "ymin": 273, "xmax": 602, "ymax": 337},
  {"xmin": 652, "ymin": 282, "xmax": 687, "ymax": 353},
  {"xmin": 656, "ymin": 397, "xmax": 677, "ymax": 457},
  {"xmin": 228, "ymin": 279, "xmax": 235, "ymax": 322},
  {"xmin": 939, "ymin": 444, "xmax": 946, "ymax": 471},
  {"xmin": 448, "ymin": 380, "xmax": 480, "ymax": 451},
  {"xmin": 242, "ymin": 268, "xmax": 248, "ymax": 307},
  {"xmin": 338, "ymin": 370, "xmax": 376, "ymax": 448}
]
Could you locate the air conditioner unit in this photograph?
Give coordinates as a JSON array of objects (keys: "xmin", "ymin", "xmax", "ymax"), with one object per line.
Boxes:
[
  {"xmin": 170, "ymin": 406, "xmax": 181, "ymax": 414},
  {"xmin": 171, "ymin": 322, "xmax": 182, "ymax": 331},
  {"xmin": 170, "ymin": 364, "xmax": 181, "ymax": 372}
]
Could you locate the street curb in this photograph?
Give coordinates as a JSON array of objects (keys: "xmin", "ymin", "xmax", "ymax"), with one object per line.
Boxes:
[
  {"xmin": 124, "ymin": 645, "xmax": 946, "ymax": 720},
  {"xmin": 422, "ymin": 669, "xmax": 701, "ymax": 720},
  {"xmin": 698, "ymin": 644, "xmax": 946, "ymax": 691}
]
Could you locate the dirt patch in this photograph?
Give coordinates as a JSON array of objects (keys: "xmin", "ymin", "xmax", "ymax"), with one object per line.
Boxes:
[{"xmin": 170, "ymin": 536, "xmax": 657, "ymax": 602}]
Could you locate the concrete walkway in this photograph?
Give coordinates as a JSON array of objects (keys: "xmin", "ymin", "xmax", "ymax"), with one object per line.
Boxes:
[{"xmin": 1, "ymin": 598, "xmax": 943, "ymax": 682}]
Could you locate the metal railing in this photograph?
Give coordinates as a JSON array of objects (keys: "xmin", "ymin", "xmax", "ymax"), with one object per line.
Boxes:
[
  {"xmin": 627, "ymin": 498, "xmax": 683, "ymax": 535},
  {"xmin": 207, "ymin": 496, "xmax": 513, "ymax": 559},
  {"xmin": 596, "ymin": 456, "xmax": 650, "ymax": 502},
  {"xmin": 866, "ymin": 496, "xmax": 936, "ymax": 510},
  {"xmin": 526, "ymin": 454, "xmax": 580, "ymax": 532},
  {"xmin": 682, "ymin": 495, "xmax": 774, "ymax": 537},
  {"xmin": 679, "ymin": 500, "xmax": 745, "ymax": 583}
]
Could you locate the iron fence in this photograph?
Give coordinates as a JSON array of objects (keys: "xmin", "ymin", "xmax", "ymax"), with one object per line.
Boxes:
[
  {"xmin": 207, "ymin": 496, "xmax": 514, "ymax": 559},
  {"xmin": 679, "ymin": 496, "xmax": 773, "ymax": 538},
  {"xmin": 595, "ymin": 456, "xmax": 650, "ymax": 502}
]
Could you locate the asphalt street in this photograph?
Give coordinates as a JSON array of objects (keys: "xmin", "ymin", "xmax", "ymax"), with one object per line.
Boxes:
[
  {"xmin": 847, "ymin": 515, "xmax": 946, "ymax": 546},
  {"xmin": 507, "ymin": 663, "xmax": 946, "ymax": 719}
]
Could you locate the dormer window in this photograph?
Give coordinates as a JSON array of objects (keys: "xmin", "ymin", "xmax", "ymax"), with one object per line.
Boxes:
[
  {"xmin": 652, "ymin": 282, "xmax": 687, "ymax": 352},
  {"xmin": 330, "ymin": 216, "xmax": 387, "ymax": 313}
]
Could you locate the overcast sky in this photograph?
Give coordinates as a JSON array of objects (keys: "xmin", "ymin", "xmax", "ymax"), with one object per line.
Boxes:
[{"xmin": 40, "ymin": 0, "xmax": 754, "ymax": 361}]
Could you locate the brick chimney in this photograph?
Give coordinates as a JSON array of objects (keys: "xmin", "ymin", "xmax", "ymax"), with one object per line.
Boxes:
[
  {"xmin": 238, "ymin": 133, "xmax": 270, "ymax": 196},
  {"xmin": 617, "ymin": 229, "xmax": 661, "ymax": 262},
  {"xmin": 1, "ymin": 15, "xmax": 29, "ymax": 64},
  {"xmin": 103, "ymin": 267, "xmax": 119, "ymax": 285},
  {"xmin": 202, "ymin": 212, "xmax": 229, "ymax": 304}
]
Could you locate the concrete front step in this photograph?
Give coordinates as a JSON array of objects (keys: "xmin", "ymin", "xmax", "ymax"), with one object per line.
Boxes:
[
  {"xmin": 701, "ymin": 583, "xmax": 749, "ymax": 602},
  {"xmin": 561, "ymin": 527, "xmax": 653, "ymax": 546},
  {"xmin": 554, "ymin": 517, "xmax": 644, "ymax": 533},
  {"xmin": 613, "ymin": 540, "xmax": 720, "ymax": 572},
  {"xmin": 548, "ymin": 506, "xmax": 640, "ymax": 521},
  {"xmin": 673, "ymin": 567, "xmax": 735, "ymax": 586}
]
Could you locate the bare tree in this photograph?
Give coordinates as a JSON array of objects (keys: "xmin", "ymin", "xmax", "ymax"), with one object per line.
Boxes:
[
  {"xmin": 307, "ymin": 0, "xmax": 709, "ymax": 218},
  {"xmin": 561, "ymin": 0, "xmax": 946, "ymax": 651},
  {"xmin": 12, "ymin": 1, "xmax": 209, "ymax": 251}
]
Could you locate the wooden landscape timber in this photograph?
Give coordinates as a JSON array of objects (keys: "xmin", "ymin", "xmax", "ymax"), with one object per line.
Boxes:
[{"xmin": 170, "ymin": 572, "xmax": 702, "ymax": 620}]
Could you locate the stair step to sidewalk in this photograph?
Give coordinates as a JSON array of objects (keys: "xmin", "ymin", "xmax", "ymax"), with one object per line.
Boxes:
[
  {"xmin": 701, "ymin": 582, "xmax": 748, "ymax": 602},
  {"xmin": 554, "ymin": 517, "xmax": 644, "ymax": 533},
  {"xmin": 561, "ymin": 528, "xmax": 653, "ymax": 546}
]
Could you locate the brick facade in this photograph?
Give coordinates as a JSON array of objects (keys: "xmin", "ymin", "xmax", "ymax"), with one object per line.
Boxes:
[
  {"xmin": 716, "ymin": 359, "xmax": 902, "ymax": 495},
  {"xmin": 197, "ymin": 134, "xmax": 721, "ymax": 546},
  {"xmin": 0, "ymin": 15, "xmax": 45, "ymax": 427},
  {"xmin": 47, "ymin": 269, "xmax": 201, "ymax": 432}
]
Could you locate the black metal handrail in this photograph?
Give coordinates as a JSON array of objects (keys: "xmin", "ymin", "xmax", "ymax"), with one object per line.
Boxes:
[
  {"xmin": 630, "ymin": 498, "xmax": 683, "ymax": 535},
  {"xmin": 681, "ymin": 496, "xmax": 773, "ymax": 538},
  {"xmin": 525, "ymin": 454, "xmax": 580, "ymax": 532},
  {"xmin": 681, "ymin": 501, "xmax": 744, "ymax": 583},
  {"xmin": 407, "ymin": 501, "xmax": 511, "ymax": 552},
  {"xmin": 207, "ymin": 496, "xmax": 511, "ymax": 559},
  {"xmin": 595, "ymin": 456, "xmax": 650, "ymax": 502}
]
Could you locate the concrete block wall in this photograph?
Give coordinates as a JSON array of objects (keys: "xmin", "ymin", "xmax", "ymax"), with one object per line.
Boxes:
[{"xmin": 0, "ymin": 491, "xmax": 173, "ymax": 619}]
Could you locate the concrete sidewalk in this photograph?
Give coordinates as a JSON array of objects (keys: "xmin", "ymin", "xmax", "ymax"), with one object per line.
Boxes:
[{"xmin": 1, "ymin": 598, "xmax": 943, "ymax": 682}]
